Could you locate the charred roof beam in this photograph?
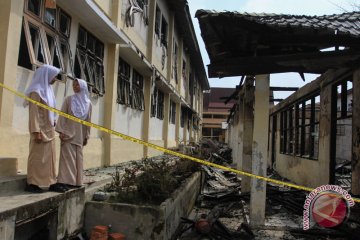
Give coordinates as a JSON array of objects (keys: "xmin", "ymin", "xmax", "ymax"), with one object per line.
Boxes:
[{"xmin": 208, "ymin": 49, "xmax": 360, "ymax": 77}]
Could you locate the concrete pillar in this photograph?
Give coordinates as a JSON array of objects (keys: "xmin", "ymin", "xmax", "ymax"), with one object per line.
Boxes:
[
  {"xmin": 0, "ymin": 0, "xmax": 24, "ymax": 127},
  {"xmin": 103, "ymin": 44, "xmax": 119, "ymax": 166},
  {"xmin": 175, "ymin": 102, "xmax": 181, "ymax": 147},
  {"xmin": 236, "ymin": 95, "xmax": 244, "ymax": 168},
  {"xmin": 111, "ymin": 0, "xmax": 122, "ymax": 27},
  {"xmin": 189, "ymin": 113, "xmax": 193, "ymax": 143},
  {"xmin": 102, "ymin": 1, "xmax": 121, "ymax": 167},
  {"xmin": 146, "ymin": 0, "xmax": 156, "ymax": 62},
  {"xmin": 250, "ymin": 74, "xmax": 270, "ymax": 226},
  {"xmin": 163, "ymin": 93, "xmax": 170, "ymax": 148},
  {"xmin": 318, "ymin": 81, "xmax": 333, "ymax": 185},
  {"xmin": 177, "ymin": 39, "xmax": 184, "ymax": 93},
  {"xmin": 241, "ymin": 77, "xmax": 254, "ymax": 193},
  {"xmin": 352, "ymin": 69, "xmax": 360, "ymax": 195},
  {"xmin": 143, "ymin": 77, "xmax": 152, "ymax": 157},
  {"xmin": 166, "ymin": 14, "xmax": 174, "ymax": 81},
  {"xmin": 0, "ymin": 216, "xmax": 15, "ymax": 240},
  {"xmin": 186, "ymin": 55, "xmax": 190, "ymax": 103},
  {"xmin": 183, "ymin": 111, "xmax": 188, "ymax": 144}
]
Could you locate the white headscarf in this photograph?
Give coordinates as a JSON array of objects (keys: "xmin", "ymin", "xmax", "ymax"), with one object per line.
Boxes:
[
  {"xmin": 71, "ymin": 79, "xmax": 90, "ymax": 120},
  {"xmin": 24, "ymin": 64, "xmax": 60, "ymax": 125}
]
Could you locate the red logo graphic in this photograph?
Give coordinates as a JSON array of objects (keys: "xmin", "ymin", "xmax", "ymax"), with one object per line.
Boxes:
[{"xmin": 311, "ymin": 193, "xmax": 347, "ymax": 228}]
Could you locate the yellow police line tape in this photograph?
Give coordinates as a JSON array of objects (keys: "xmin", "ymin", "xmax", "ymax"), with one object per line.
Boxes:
[{"xmin": 1, "ymin": 82, "xmax": 359, "ymax": 203}]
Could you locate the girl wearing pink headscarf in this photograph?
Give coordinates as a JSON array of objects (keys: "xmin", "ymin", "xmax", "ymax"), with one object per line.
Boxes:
[
  {"xmin": 56, "ymin": 79, "xmax": 92, "ymax": 188},
  {"xmin": 24, "ymin": 64, "xmax": 60, "ymax": 193}
]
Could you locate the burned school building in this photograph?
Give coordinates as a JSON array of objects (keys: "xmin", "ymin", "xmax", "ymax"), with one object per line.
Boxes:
[
  {"xmin": 0, "ymin": 0, "xmax": 208, "ymax": 175},
  {"xmin": 0, "ymin": 0, "xmax": 208, "ymax": 238},
  {"xmin": 196, "ymin": 10, "xmax": 360, "ymax": 224}
]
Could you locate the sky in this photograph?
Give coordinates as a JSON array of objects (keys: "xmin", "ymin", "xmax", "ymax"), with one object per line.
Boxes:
[{"xmin": 187, "ymin": 0, "xmax": 359, "ymax": 99}]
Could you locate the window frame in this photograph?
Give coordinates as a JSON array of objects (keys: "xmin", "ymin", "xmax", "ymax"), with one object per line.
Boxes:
[
  {"xmin": 151, "ymin": 86, "xmax": 158, "ymax": 117},
  {"xmin": 43, "ymin": 27, "xmax": 64, "ymax": 69},
  {"xmin": 117, "ymin": 58, "xmax": 131, "ymax": 106},
  {"xmin": 23, "ymin": 15, "xmax": 49, "ymax": 67},
  {"xmin": 169, "ymin": 101, "xmax": 176, "ymax": 124},
  {"xmin": 74, "ymin": 26, "xmax": 105, "ymax": 96},
  {"xmin": 20, "ymin": 1, "xmax": 73, "ymax": 79},
  {"xmin": 157, "ymin": 90, "xmax": 164, "ymax": 120},
  {"xmin": 279, "ymin": 92, "xmax": 320, "ymax": 160},
  {"xmin": 132, "ymin": 69, "xmax": 145, "ymax": 111}
]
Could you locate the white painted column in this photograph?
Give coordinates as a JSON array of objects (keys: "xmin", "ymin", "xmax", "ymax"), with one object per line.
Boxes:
[
  {"xmin": 250, "ymin": 74, "xmax": 270, "ymax": 226},
  {"xmin": 0, "ymin": 0, "xmax": 24, "ymax": 127}
]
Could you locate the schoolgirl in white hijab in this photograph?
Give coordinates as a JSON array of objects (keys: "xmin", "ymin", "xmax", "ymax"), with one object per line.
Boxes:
[
  {"xmin": 70, "ymin": 79, "xmax": 91, "ymax": 120},
  {"xmin": 55, "ymin": 78, "xmax": 92, "ymax": 189},
  {"xmin": 24, "ymin": 64, "xmax": 60, "ymax": 125}
]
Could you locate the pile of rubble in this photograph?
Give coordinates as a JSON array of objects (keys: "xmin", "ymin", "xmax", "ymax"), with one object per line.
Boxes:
[
  {"xmin": 175, "ymin": 165, "xmax": 360, "ymax": 240},
  {"xmin": 200, "ymin": 139, "xmax": 232, "ymax": 164}
]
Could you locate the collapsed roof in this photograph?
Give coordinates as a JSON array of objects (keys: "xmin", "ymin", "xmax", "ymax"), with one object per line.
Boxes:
[{"xmin": 196, "ymin": 10, "xmax": 360, "ymax": 77}]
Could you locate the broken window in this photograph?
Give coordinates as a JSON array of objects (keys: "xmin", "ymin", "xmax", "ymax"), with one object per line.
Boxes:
[
  {"xmin": 25, "ymin": 19, "xmax": 47, "ymax": 65},
  {"xmin": 59, "ymin": 10, "xmax": 71, "ymax": 37},
  {"xmin": 157, "ymin": 90, "xmax": 164, "ymax": 120},
  {"xmin": 19, "ymin": 0, "xmax": 72, "ymax": 75},
  {"xmin": 27, "ymin": 0, "xmax": 42, "ymax": 17},
  {"xmin": 154, "ymin": 5, "xmax": 161, "ymax": 37},
  {"xmin": 280, "ymin": 93, "xmax": 320, "ymax": 159},
  {"xmin": 169, "ymin": 101, "xmax": 176, "ymax": 124},
  {"xmin": 132, "ymin": 70, "xmax": 144, "ymax": 110},
  {"xmin": 193, "ymin": 116, "xmax": 199, "ymax": 130},
  {"xmin": 136, "ymin": 0, "xmax": 147, "ymax": 10},
  {"xmin": 116, "ymin": 58, "xmax": 144, "ymax": 111},
  {"xmin": 181, "ymin": 59, "xmax": 186, "ymax": 80},
  {"xmin": 44, "ymin": 7, "xmax": 56, "ymax": 28},
  {"xmin": 180, "ymin": 107, "xmax": 186, "ymax": 128},
  {"xmin": 117, "ymin": 58, "xmax": 131, "ymax": 106},
  {"xmin": 150, "ymin": 87, "xmax": 164, "ymax": 119},
  {"xmin": 154, "ymin": 6, "xmax": 168, "ymax": 48},
  {"xmin": 151, "ymin": 87, "xmax": 158, "ymax": 117},
  {"xmin": 74, "ymin": 26, "xmax": 105, "ymax": 96},
  {"xmin": 160, "ymin": 16, "xmax": 168, "ymax": 48},
  {"xmin": 45, "ymin": 31, "xmax": 62, "ymax": 69},
  {"xmin": 18, "ymin": 25, "xmax": 33, "ymax": 69}
]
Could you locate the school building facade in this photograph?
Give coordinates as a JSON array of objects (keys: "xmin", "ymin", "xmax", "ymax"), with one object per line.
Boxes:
[{"xmin": 0, "ymin": 0, "xmax": 209, "ymax": 175}]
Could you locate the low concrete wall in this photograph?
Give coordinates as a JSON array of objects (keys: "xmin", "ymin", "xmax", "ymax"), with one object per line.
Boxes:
[
  {"xmin": 0, "ymin": 158, "xmax": 17, "ymax": 177},
  {"xmin": 0, "ymin": 189, "xmax": 84, "ymax": 240},
  {"xmin": 84, "ymin": 171, "xmax": 201, "ymax": 239}
]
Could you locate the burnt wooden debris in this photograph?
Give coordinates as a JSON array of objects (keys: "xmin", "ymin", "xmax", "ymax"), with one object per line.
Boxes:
[{"xmin": 174, "ymin": 159, "xmax": 360, "ymax": 239}]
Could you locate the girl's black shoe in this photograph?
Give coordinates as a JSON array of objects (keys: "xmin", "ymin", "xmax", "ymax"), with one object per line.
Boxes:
[
  {"xmin": 49, "ymin": 183, "xmax": 68, "ymax": 193},
  {"xmin": 25, "ymin": 184, "xmax": 44, "ymax": 193}
]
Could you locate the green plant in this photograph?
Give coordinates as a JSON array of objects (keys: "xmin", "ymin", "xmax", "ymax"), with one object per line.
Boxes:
[{"xmin": 107, "ymin": 157, "xmax": 198, "ymax": 205}]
